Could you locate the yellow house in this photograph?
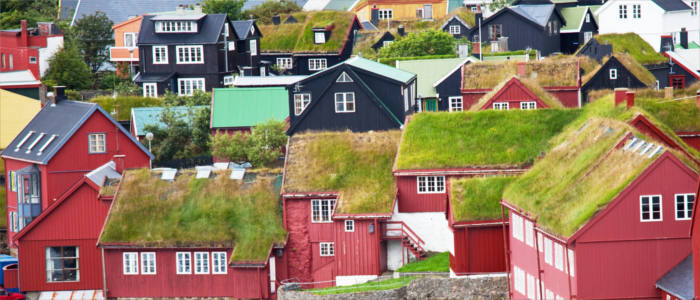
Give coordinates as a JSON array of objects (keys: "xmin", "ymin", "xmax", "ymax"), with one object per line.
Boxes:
[
  {"xmin": 353, "ymin": 0, "xmax": 447, "ymax": 22},
  {"xmin": 0, "ymin": 89, "xmax": 41, "ymax": 148}
]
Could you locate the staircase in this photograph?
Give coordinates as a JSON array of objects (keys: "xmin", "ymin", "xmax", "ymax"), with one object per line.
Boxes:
[{"xmin": 382, "ymin": 221, "xmax": 427, "ymax": 260}]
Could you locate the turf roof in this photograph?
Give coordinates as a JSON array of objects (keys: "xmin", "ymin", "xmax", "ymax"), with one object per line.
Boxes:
[
  {"xmin": 283, "ymin": 130, "xmax": 400, "ymax": 214},
  {"xmin": 100, "ymin": 169, "xmax": 286, "ymax": 262},
  {"xmin": 450, "ymin": 176, "xmax": 515, "ymax": 222},
  {"xmin": 446, "ymin": 7, "xmax": 476, "ymax": 27},
  {"xmin": 588, "ymin": 52, "xmax": 656, "ymax": 87},
  {"xmin": 635, "ymin": 97, "xmax": 700, "ymax": 133},
  {"xmin": 468, "ymin": 76, "xmax": 564, "ymax": 110},
  {"xmin": 395, "ymin": 109, "xmax": 581, "ymax": 170},
  {"xmin": 593, "ymin": 33, "xmax": 668, "ymax": 65},
  {"xmin": 462, "ymin": 56, "xmax": 595, "ymax": 89},
  {"xmin": 259, "ymin": 11, "xmax": 356, "ymax": 53}
]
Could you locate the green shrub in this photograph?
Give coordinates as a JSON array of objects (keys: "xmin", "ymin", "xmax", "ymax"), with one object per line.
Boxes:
[{"xmin": 91, "ymin": 95, "xmax": 162, "ymax": 120}]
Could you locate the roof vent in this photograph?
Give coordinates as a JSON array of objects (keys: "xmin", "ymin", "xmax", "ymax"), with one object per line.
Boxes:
[
  {"xmin": 195, "ymin": 166, "xmax": 213, "ymax": 179},
  {"xmin": 230, "ymin": 167, "xmax": 245, "ymax": 180},
  {"xmin": 25, "ymin": 132, "xmax": 46, "ymax": 154},
  {"xmin": 37, "ymin": 134, "xmax": 57, "ymax": 156}
]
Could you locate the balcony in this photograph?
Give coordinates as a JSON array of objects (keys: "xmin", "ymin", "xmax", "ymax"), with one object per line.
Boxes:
[{"xmin": 110, "ymin": 47, "xmax": 139, "ymax": 62}]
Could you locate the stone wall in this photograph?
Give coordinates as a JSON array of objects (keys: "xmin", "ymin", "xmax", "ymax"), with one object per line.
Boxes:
[{"xmin": 278, "ymin": 275, "xmax": 507, "ymax": 300}]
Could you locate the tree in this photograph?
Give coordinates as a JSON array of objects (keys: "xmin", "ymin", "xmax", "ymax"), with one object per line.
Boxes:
[
  {"xmin": 243, "ymin": 0, "xmax": 301, "ymax": 21},
  {"xmin": 488, "ymin": 0, "xmax": 510, "ymax": 12},
  {"xmin": 43, "ymin": 45, "xmax": 93, "ymax": 90},
  {"xmin": 211, "ymin": 119, "xmax": 287, "ymax": 167},
  {"xmin": 202, "ymin": 0, "xmax": 245, "ymax": 20},
  {"xmin": 378, "ymin": 30, "xmax": 455, "ymax": 58},
  {"xmin": 72, "ymin": 11, "xmax": 113, "ymax": 76},
  {"xmin": 0, "ymin": 0, "xmax": 57, "ymax": 29},
  {"xmin": 211, "ymin": 131, "xmax": 251, "ymax": 163}
]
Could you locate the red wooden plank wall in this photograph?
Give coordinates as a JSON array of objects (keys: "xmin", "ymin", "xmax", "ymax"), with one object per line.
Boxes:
[{"xmin": 396, "ymin": 176, "xmax": 447, "ymax": 212}]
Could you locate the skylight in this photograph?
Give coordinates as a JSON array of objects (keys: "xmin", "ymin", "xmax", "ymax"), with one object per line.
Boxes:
[
  {"xmin": 25, "ymin": 132, "xmax": 46, "ymax": 154},
  {"xmin": 650, "ymin": 145, "xmax": 664, "ymax": 158},
  {"xmin": 632, "ymin": 140, "xmax": 646, "ymax": 152},
  {"xmin": 15, "ymin": 131, "xmax": 35, "ymax": 151},
  {"xmin": 161, "ymin": 168, "xmax": 177, "ymax": 181},
  {"xmin": 639, "ymin": 143, "xmax": 654, "ymax": 155},
  {"xmin": 230, "ymin": 168, "xmax": 245, "ymax": 180},
  {"xmin": 195, "ymin": 166, "xmax": 212, "ymax": 179},
  {"xmin": 37, "ymin": 134, "xmax": 57, "ymax": 156}
]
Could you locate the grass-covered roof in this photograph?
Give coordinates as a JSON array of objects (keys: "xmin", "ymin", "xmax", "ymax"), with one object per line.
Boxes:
[
  {"xmin": 636, "ymin": 97, "xmax": 700, "ymax": 133},
  {"xmin": 462, "ymin": 56, "xmax": 597, "ymax": 89},
  {"xmin": 395, "ymin": 109, "xmax": 581, "ymax": 170},
  {"xmin": 450, "ymin": 176, "xmax": 515, "ymax": 222},
  {"xmin": 259, "ymin": 11, "xmax": 356, "ymax": 53},
  {"xmin": 593, "ymin": 33, "xmax": 668, "ymax": 65},
  {"xmin": 504, "ymin": 118, "xmax": 661, "ymax": 237},
  {"xmin": 100, "ymin": 169, "xmax": 286, "ymax": 262},
  {"xmin": 582, "ymin": 52, "xmax": 656, "ymax": 87},
  {"xmin": 447, "ymin": 7, "xmax": 476, "ymax": 27},
  {"xmin": 469, "ymin": 77, "xmax": 564, "ymax": 110},
  {"xmin": 283, "ymin": 130, "xmax": 400, "ymax": 214}
]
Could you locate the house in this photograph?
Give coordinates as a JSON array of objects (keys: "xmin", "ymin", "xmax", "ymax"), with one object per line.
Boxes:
[
  {"xmin": 110, "ymin": 15, "xmax": 143, "ymax": 78},
  {"xmin": 371, "ymin": 32, "xmax": 396, "ymax": 52},
  {"xmin": 69, "ymin": 0, "xmax": 201, "ymax": 26},
  {"xmin": 396, "ymin": 57, "xmax": 475, "ymax": 112},
  {"xmin": 502, "ymin": 116, "xmax": 699, "ymax": 299},
  {"xmin": 210, "ymin": 87, "xmax": 289, "ymax": 136},
  {"xmin": 0, "ymin": 70, "xmax": 42, "ymax": 100},
  {"xmin": 282, "ymin": 130, "xmax": 400, "ymax": 286},
  {"xmin": 460, "ymin": 57, "xmax": 588, "ymax": 110},
  {"xmin": 440, "ymin": 8, "xmax": 475, "ymax": 39},
  {"xmin": 1, "ymin": 87, "xmax": 153, "ymax": 245},
  {"xmin": 286, "ymin": 56, "xmax": 416, "ymax": 135},
  {"xmin": 633, "ymin": 92, "xmax": 700, "ymax": 152},
  {"xmin": 0, "ymin": 89, "xmax": 41, "ymax": 148},
  {"xmin": 662, "ymin": 31, "xmax": 700, "ymax": 89},
  {"xmin": 594, "ymin": 0, "xmax": 699, "ymax": 52},
  {"xmin": 468, "ymin": 3, "xmax": 565, "ymax": 56},
  {"xmin": 259, "ymin": 11, "xmax": 362, "ymax": 75},
  {"xmin": 230, "ymin": 75, "xmax": 307, "ymax": 88},
  {"xmin": 559, "ymin": 5, "xmax": 599, "ymax": 53},
  {"xmin": 98, "ymin": 168, "xmax": 286, "ymax": 298},
  {"xmin": 352, "ymin": 0, "xmax": 448, "ymax": 22},
  {"xmin": 130, "ymin": 105, "xmax": 208, "ymax": 141},
  {"xmin": 581, "ymin": 53, "xmax": 656, "ymax": 101},
  {"xmin": 0, "ymin": 20, "xmax": 63, "ymax": 80}
]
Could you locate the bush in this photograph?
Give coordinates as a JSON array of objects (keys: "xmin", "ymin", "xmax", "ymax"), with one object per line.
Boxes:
[
  {"xmin": 43, "ymin": 45, "xmax": 94, "ymax": 90},
  {"xmin": 243, "ymin": 0, "xmax": 301, "ymax": 21},
  {"xmin": 90, "ymin": 95, "xmax": 162, "ymax": 120},
  {"xmin": 65, "ymin": 90, "xmax": 82, "ymax": 100},
  {"xmin": 378, "ymin": 30, "xmax": 455, "ymax": 58},
  {"xmin": 211, "ymin": 119, "xmax": 286, "ymax": 167}
]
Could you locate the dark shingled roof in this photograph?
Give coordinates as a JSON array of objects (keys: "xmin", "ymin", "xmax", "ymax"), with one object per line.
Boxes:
[
  {"xmin": 651, "ymin": 0, "xmax": 691, "ymax": 11},
  {"xmin": 138, "ymin": 14, "xmax": 226, "ymax": 45},
  {"xmin": 656, "ymin": 255, "xmax": 694, "ymax": 300},
  {"xmin": 231, "ymin": 19, "xmax": 255, "ymax": 40},
  {"xmin": 71, "ymin": 0, "xmax": 202, "ymax": 25}
]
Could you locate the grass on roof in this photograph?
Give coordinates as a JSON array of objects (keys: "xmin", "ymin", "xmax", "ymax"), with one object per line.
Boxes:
[
  {"xmin": 463, "ymin": 56, "xmax": 591, "ymax": 89},
  {"xmin": 91, "ymin": 96, "xmax": 163, "ymax": 121},
  {"xmin": 310, "ymin": 276, "xmax": 417, "ymax": 295},
  {"xmin": 469, "ymin": 77, "xmax": 564, "ymax": 110},
  {"xmin": 450, "ymin": 176, "xmax": 515, "ymax": 222},
  {"xmin": 395, "ymin": 109, "xmax": 581, "ymax": 170},
  {"xmin": 100, "ymin": 169, "xmax": 286, "ymax": 262},
  {"xmin": 283, "ymin": 130, "xmax": 400, "ymax": 214},
  {"xmin": 447, "ymin": 8, "xmax": 476, "ymax": 27},
  {"xmin": 396, "ymin": 252, "xmax": 449, "ymax": 272},
  {"xmin": 593, "ymin": 33, "xmax": 668, "ymax": 65},
  {"xmin": 260, "ymin": 11, "xmax": 355, "ymax": 52},
  {"xmin": 636, "ymin": 97, "xmax": 700, "ymax": 133}
]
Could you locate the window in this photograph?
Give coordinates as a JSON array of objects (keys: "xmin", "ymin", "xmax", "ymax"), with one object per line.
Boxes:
[
  {"xmin": 141, "ymin": 252, "xmax": 156, "ymax": 274},
  {"xmin": 294, "ymin": 93, "xmax": 311, "ymax": 115},
  {"xmin": 122, "ymin": 252, "xmax": 138, "ymax": 275},
  {"xmin": 155, "ymin": 21, "xmax": 197, "ymax": 33},
  {"xmin": 568, "ymin": 249, "xmax": 575, "ymax": 277},
  {"xmin": 584, "ymin": 31, "xmax": 593, "ymax": 43},
  {"xmin": 520, "ymin": 101, "xmax": 536, "ymax": 110},
  {"xmin": 493, "ymin": 102, "xmax": 509, "ymax": 110},
  {"xmin": 1, "ymin": 54, "xmax": 4, "ymax": 68},
  {"xmin": 671, "ymin": 75, "xmax": 685, "ymax": 89},
  {"xmin": 314, "ymin": 32, "xmax": 326, "ymax": 44},
  {"xmin": 554, "ymin": 243, "xmax": 563, "ymax": 271},
  {"xmin": 212, "ymin": 252, "xmax": 227, "ymax": 274},
  {"xmin": 176, "ymin": 45, "xmax": 203, "ymax": 64},
  {"xmin": 546, "ymin": 289, "xmax": 554, "ymax": 300},
  {"xmin": 311, "ymin": 199, "xmax": 335, "ymax": 222},
  {"xmin": 619, "ymin": 5, "xmax": 627, "ymax": 19},
  {"xmin": 378, "ymin": 9, "xmax": 393, "ymax": 19},
  {"xmin": 449, "ymin": 25, "xmax": 460, "ymax": 34},
  {"xmin": 177, "ymin": 78, "xmax": 205, "ymax": 96},
  {"xmin": 511, "ymin": 213, "xmax": 523, "ymax": 242},
  {"xmin": 176, "ymin": 252, "xmax": 191, "ymax": 274},
  {"xmin": 223, "ymin": 75, "xmax": 234, "ymax": 86},
  {"xmin": 46, "ymin": 246, "xmax": 79, "ymax": 282},
  {"xmin": 383, "ymin": 40, "xmax": 393, "ymax": 47},
  {"xmin": 525, "ymin": 220, "xmax": 534, "ymax": 247},
  {"xmin": 527, "ymin": 273, "xmax": 535, "ymax": 300},
  {"xmin": 277, "ymin": 57, "xmax": 292, "ymax": 69},
  {"xmin": 228, "ymin": 41, "xmax": 236, "ymax": 51},
  {"xmin": 345, "ymin": 220, "xmax": 354, "ymax": 232},
  {"xmin": 641, "ymin": 195, "xmax": 662, "ymax": 221},
  {"xmin": 675, "ymin": 194, "xmax": 694, "ymax": 220},
  {"xmin": 320, "ymin": 242, "xmax": 335, "ymax": 256},
  {"xmin": 9, "ymin": 212, "xmax": 17, "ymax": 233},
  {"xmin": 513, "ymin": 265, "xmax": 525, "ymax": 295},
  {"xmin": 449, "ymin": 97, "xmax": 463, "ymax": 111},
  {"xmin": 143, "ymin": 83, "xmax": 157, "ymax": 97},
  {"xmin": 334, "ymin": 92, "xmax": 355, "ymax": 113},
  {"xmin": 609, "ymin": 68, "xmax": 617, "ymax": 80},
  {"xmin": 417, "ymin": 176, "xmax": 446, "ymax": 193},
  {"xmin": 88, "ymin": 133, "xmax": 106, "ymax": 153},
  {"xmin": 8, "ymin": 54, "xmax": 12, "ymax": 69},
  {"xmin": 632, "ymin": 4, "xmax": 641, "ymax": 18},
  {"xmin": 692, "ymin": 1, "xmax": 698, "ymax": 15},
  {"xmin": 537, "ymin": 233, "xmax": 543, "ymax": 252},
  {"xmin": 544, "ymin": 237, "xmax": 552, "ymax": 265},
  {"xmin": 250, "ymin": 39, "xmax": 257, "ymax": 56},
  {"xmin": 152, "ymin": 46, "xmax": 168, "ymax": 64},
  {"xmin": 194, "ymin": 252, "xmax": 210, "ymax": 274},
  {"xmin": 29, "ymin": 56, "xmax": 37, "ymax": 64},
  {"xmin": 337, "ymin": 71, "xmax": 353, "ymax": 83},
  {"xmin": 124, "ymin": 32, "xmax": 137, "ymax": 48},
  {"xmin": 585, "ymin": 13, "xmax": 590, "ymax": 23},
  {"xmin": 488, "ymin": 24, "xmax": 502, "ymax": 40},
  {"xmin": 309, "ymin": 58, "xmax": 327, "ymax": 71}
]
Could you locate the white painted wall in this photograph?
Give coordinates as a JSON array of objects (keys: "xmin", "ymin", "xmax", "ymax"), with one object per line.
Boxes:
[
  {"xmin": 387, "ymin": 239, "xmax": 417, "ymax": 271},
  {"xmin": 389, "ymin": 204, "xmax": 454, "ymax": 253},
  {"xmin": 39, "ymin": 36, "xmax": 64, "ymax": 77},
  {"xmin": 335, "ymin": 275, "xmax": 378, "ymax": 286}
]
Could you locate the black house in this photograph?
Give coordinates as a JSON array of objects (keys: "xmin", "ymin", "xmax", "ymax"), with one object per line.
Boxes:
[
  {"xmin": 371, "ymin": 32, "xmax": 396, "ymax": 52},
  {"xmin": 286, "ymin": 56, "xmax": 417, "ymax": 135},
  {"xmin": 576, "ymin": 37, "xmax": 612, "ymax": 61},
  {"xmin": 581, "ymin": 54, "xmax": 654, "ymax": 102},
  {"xmin": 468, "ymin": 3, "xmax": 564, "ymax": 55},
  {"xmin": 134, "ymin": 6, "xmax": 261, "ymax": 96},
  {"xmin": 559, "ymin": 6, "xmax": 598, "ymax": 54},
  {"xmin": 440, "ymin": 14, "xmax": 472, "ymax": 39}
]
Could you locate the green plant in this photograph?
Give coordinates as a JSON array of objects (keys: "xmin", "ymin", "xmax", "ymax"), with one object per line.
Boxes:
[
  {"xmin": 243, "ymin": 0, "xmax": 301, "ymax": 21},
  {"xmin": 43, "ymin": 45, "xmax": 94, "ymax": 90},
  {"xmin": 378, "ymin": 30, "xmax": 455, "ymax": 58},
  {"xmin": 65, "ymin": 89, "xmax": 81, "ymax": 100},
  {"xmin": 396, "ymin": 252, "xmax": 450, "ymax": 272},
  {"xmin": 90, "ymin": 95, "xmax": 162, "ymax": 120},
  {"xmin": 210, "ymin": 119, "xmax": 286, "ymax": 167},
  {"xmin": 203, "ymin": 0, "xmax": 245, "ymax": 20},
  {"xmin": 310, "ymin": 276, "xmax": 417, "ymax": 295},
  {"xmin": 212, "ymin": 131, "xmax": 251, "ymax": 163},
  {"xmin": 72, "ymin": 11, "xmax": 114, "ymax": 76},
  {"xmin": 115, "ymin": 81, "xmax": 142, "ymax": 96}
]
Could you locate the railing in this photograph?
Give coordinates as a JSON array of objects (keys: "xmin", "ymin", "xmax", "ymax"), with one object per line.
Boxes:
[{"xmin": 383, "ymin": 221, "xmax": 425, "ymax": 246}]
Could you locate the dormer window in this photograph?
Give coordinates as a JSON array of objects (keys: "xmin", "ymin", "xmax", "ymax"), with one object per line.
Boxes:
[
  {"xmin": 314, "ymin": 32, "xmax": 326, "ymax": 44},
  {"xmin": 155, "ymin": 21, "xmax": 197, "ymax": 33}
]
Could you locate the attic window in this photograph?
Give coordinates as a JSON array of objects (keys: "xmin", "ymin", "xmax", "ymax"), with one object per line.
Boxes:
[
  {"xmin": 88, "ymin": 133, "xmax": 106, "ymax": 153},
  {"xmin": 640, "ymin": 195, "xmax": 662, "ymax": 221},
  {"xmin": 449, "ymin": 25, "xmax": 460, "ymax": 35},
  {"xmin": 155, "ymin": 21, "xmax": 197, "ymax": 33},
  {"xmin": 314, "ymin": 32, "xmax": 326, "ymax": 44},
  {"xmin": 609, "ymin": 68, "xmax": 617, "ymax": 80},
  {"xmin": 336, "ymin": 72, "xmax": 353, "ymax": 83},
  {"xmin": 585, "ymin": 13, "xmax": 590, "ymax": 23}
]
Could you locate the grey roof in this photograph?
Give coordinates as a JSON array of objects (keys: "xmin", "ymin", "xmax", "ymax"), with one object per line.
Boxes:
[
  {"xmin": 133, "ymin": 72, "xmax": 175, "ymax": 83},
  {"xmin": 151, "ymin": 13, "xmax": 206, "ymax": 21},
  {"xmin": 60, "ymin": 0, "xmax": 79, "ymax": 21},
  {"xmin": 361, "ymin": 21, "xmax": 377, "ymax": 31},
  {"xmin": 86, "ymin": 161, "xmax": 121, "ymax": 187},
  {"xmin": 1, "ymin": 100, "xmax": 154, "ymax": 164},
  {"xmin": 651, "ymin": 0, "xmax": 691, "ymax": 11},
  {"xmin": 138, "ymin": 14, "xmax": 226, "ymax": 45},
  {"xmin": 656, "ymin": 255, "xmax": 694, "ymax": 300},
  {"xmin": 510, "ymin": 4, "xmax": 556, "ymax": 27},
  {"xmin": 71, "ymin": 0, "xmax": 202, "ymax": 25},
  {"xmin": 232, "ymin": 20, "xmax": 255, "ymax": 40},
  {"xmin": 232, "ymin": 75, "xmax": 307, "ymax": 87}
]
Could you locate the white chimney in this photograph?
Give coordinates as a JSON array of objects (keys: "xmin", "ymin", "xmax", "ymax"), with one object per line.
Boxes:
[
  {"xmin": 194, "ymin": 3, "xmax": 202, "ymax": 14},
  {"xmin": 176, "ymin": 4, "xmax": 185, "ymax": 14}
]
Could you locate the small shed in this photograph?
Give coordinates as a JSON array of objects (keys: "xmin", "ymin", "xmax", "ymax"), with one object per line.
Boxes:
[{"xmin": 210, "ymin": 87, "xmax": 290, "ymax": 136}]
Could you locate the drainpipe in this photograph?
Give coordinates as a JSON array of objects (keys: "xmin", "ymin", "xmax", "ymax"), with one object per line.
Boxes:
[
  {"xmin": 533, "ymin": 221, "xmax": 543, "ymax": 300},
  {"xmin": 101, "ymin": 248, "xmax": 107, "ymax": 297},
  {"xmin": 565, "ymin": 245, "xmax": 573, "ymax": 299},
  {"xmin": 500, "ymin": 204, "xmax": 511, "ymax": 299}
]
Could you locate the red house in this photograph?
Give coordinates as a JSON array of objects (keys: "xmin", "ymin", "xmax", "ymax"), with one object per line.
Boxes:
[
  {"xmin": 502, "ymin": 117, "xmax": 699, "ymax": 299},
  {"xmin": 1, "ymin": 87, "xmax": 153, "ymax": 245}
]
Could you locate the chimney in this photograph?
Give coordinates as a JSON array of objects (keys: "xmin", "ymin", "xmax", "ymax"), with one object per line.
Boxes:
[
  {"xmin": 371, "ymin": 8, "xmax": 379, "ymax": 26},
  {"xmin": 20, "ymin": 20, "xmax": 28, "ymax": 47},
  {"xmin": 398, "ymin": 25, "xmax": 405, "ymax": 36},
  {"xmin": 52, "ymin": 86, "xmax": 66, "ymax": 106},
  {"xmin": 176, "ymin": 4, "xmax": 185, "ymax": 14},
  {"xmin": 665, "ymin": 86, "xmax": 674, "ymax": 99},
  {"xmin": 626, "ymin": 91, "xmax": 635, "ymax": 110},
  {"xmin": 38, "ymin": 22, "xmax": 50, "ymax": 36},
  {"xmin": 614, "ymin": 88, "xmax": 628, "ymax": 106},
  {"xmin": 194, "ymin": 3, "xmax": 202, "ymax": 14},
  {"xmin": 476, "ymin": 5, "xmax": 483, "ymax": 25},
  {"xmin": 660, "ymin": 35, "xmax": 674, "ymax": 52},
  {"xmin": 272, "ymin": 15, "xmax": 281, "ymax": 25},
  {"xmin": 472, "ymin": 42, "xmax": 481, "ymax": 55},
  {"xmin": 516, "ymin": 62, "xmax": 526, "ymax": 77},
  {"xmin": 680, "ymin": 28, "xmax": 688, "ymax": 49},
  {"xmin": 113, "ymin": 155, "xmax": 126, "ymax": 174}
]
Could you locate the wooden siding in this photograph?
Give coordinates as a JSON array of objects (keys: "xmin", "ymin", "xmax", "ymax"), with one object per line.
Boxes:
[
  {"xmin": 546, "ymin": 87, "xmax": 579, "ymax": 108},
  {"xmin": 334, "ymin": 219, "xmax": 383, "ymax": 276},
  {"xmin": 470, "ymin": 9, "xmax": 562, "ymax": 56},
  {"xmin": 581, "ymin": 56, "xmax": 647, "ymax": 103},
  {"xmin": 680, "ymin": 135, "xmax": 700, "ymax": 152},
  {"xmin": 451, "ymin": 223, "xmax": 507, "ymax": 275},
  {"xmin": 443, "ymin": 18, "xmax": 470, "ymax": 39},
  {"xmin": 18, "ymin": 239, "xmax": 103, "ymax": 292},
  {"xmin": 396, "ymin": 175, "xmax": 447, "ymax": 212},
  {"xmin": 356, "ymin": 2, "xmax": 447, "ymax": 21},
  {"xmin": 435, "ymin": 66, "xmax": 464, "ymax": 111},
  {"xmin": 560, "ymin": 9, "xmax": 598, "ymax": 54}
]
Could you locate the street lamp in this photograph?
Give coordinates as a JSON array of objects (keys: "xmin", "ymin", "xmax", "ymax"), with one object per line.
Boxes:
[
  {"xmin": 146, "ymin": 132, "xmax": 154, "ymax": 169},
  {"xmin": 128, "ymin": 48, "xmax": 135, "ymax": 79}
]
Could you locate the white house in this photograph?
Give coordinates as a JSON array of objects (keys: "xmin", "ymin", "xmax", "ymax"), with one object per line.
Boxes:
[{"xmin": 595, "ymin": 0, "xmax": 700, "ymax": 51}]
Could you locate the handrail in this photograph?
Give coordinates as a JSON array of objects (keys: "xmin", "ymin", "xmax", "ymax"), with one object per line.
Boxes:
[{"xmin": 383, "ymin": 221, "xmax": 425, "ymax": 245}]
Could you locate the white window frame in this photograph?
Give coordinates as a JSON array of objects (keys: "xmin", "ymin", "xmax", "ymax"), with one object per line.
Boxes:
[
  {"xmin": 544, "ymin": 237, "xmax": 552, "ymax": 265},
  {"xmin": 223, "ymin": 75, "xmax": 234, "ymax": 86},
  {"xmin": 320, "ymin": 242, "xmax": 335, "ymax": 256},
  {"xmin": 675, "ymin": 193, "xmax": 694, "ymax": 220},
  {"xmin": 525, "ymin": 220, "xmax": 534, "ymax": 247},
  {"xmin": 143, "ymin": 83, "xmax": 157, "ymax": 98},
  {"xmin": 314, "ymin": 32, "xmax": 326, "ymax": 44},
  {"xmin": 537, "ymin": 232, "xmax": 543, "ymax": 252},
  {"xmin": 88, "ymin": 133, "xmax": 106, "ymax": 153},
  {"xmin": 176, "ymin": 252, "xmax": 191, "ymax": 274},
  {"xmin": 511, "ymin": 213, "xmax": 523, "ymax": 242},
  {"xmin": 449, "ymin": 96, "xmax": 463, "ymax": 112},
  {"xmin": 568, "ymin": 249, "xmax": 575, "ymax": 277},
  {"xmin": 277, "ymin": 57, "xmax": 292, "ymax": 69},
  {"xmin": 152, "ymin": 46, "xmax": 168, "ymax": 64},
  {"xmin": 311, "ymin": 199, "xmax": 335, "ymax": 223},
  {"xmin": 345, "ymin": 220, "xmax": 354, "ymax": 232},
  {"xmin": 309, "ymin": 58, "xmax": 327, "ymax": 71},
  {"xmin": 294, "ymin": 93, "xmax": 311, "ymax": 116},
  {"xmin": 212, "ymin": 251, "xmax": 227, "ymax": 274},
  {"xmin": 250, "ymin": 39, "xmax": 257, "ymax": 56},
  {"xmin": 177, "ymin": 78, "xmax": 205, "ymax": 96},
  {"xmin": 520, "ymin": 101, "xmax": 536, "ymax": 110},
  {"xmin": 124, "ymin": 32, "xmax": 137, "ymax": 48},
  {"xmin": 554, "ymin": 243, "xmax": 564, "ymax": 271},
  {"xmin": 583, "ymin": 31, "xmax": 593, "ymax": 43},
  {"xmin": 585, "ymin": 13, "xmax": 590, "ymax": 23},
  {"xmin": 513, "ymin": 265, "xmax": 525, "ymax": 295},
  {"xmin": 692, "ymin": 1, "xmax": 698, "ymax": 15},
  {"xmin": 123, "ymin": 252, "xmax": 138, "ymax": 275},
  {"xmin": 527, "ymin": 273, "xmax": 535, "ymax": 300},
  {"xmin": 449, "ymin": 25, "xmax": 460, "ymax": 34},
  {"xmin": 176, "ymin": 45, "xmax": 204, "ymax": 64},
  {"xmin": 609, "ymin": 68, "xmax": 618, "ymax": 80},
  {"xmin": 29, "ymin": 56, "xmax": 37, "ymax": 64},
  {"xmin": 337, "ymin": 71, "xmax": 353, "ymax": 83},
  {"xmin": 378, "ymin": 9, "xmax": 393, "ymax": 20},
  {"xmin": 334, "ymin": 92, "xmax": 355, "ymax": 113},
  {"xmin": 194, "ymin": 252, "xmax": 210, "ymax": 274},
  {"xmin": 640, "ymin": 195, "xmax": 663, "ymax": 222},
  {"xmin": 493, "ymin": 102, "xmax": 509, "ymax": 110},
  {"xmin": 140, "ymin": 252, "xmax": 156, "ymax": 275},
  {"xmin": 383, "ymin": 40, "xmax": 393, "ymax": 47},
  {"xmin": 417, "ymin": 176, "xmax": 446, "ymax": 194},
  {"xmin": 155, "ymin": 20, "xmax": 197, "ymax": 33}
]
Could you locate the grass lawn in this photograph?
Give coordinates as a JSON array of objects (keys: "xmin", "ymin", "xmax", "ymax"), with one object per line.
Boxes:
[
  {"xmin": 396, "ymin": 252, "xmax": 449, "ymax": 272},
  {"xmin": 310, "ymin": 276, "xmax": 417, "ymax": 295}
]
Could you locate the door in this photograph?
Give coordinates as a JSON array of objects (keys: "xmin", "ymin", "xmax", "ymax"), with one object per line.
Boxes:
[
  {"xmin": 423, "ymin": 98, "xmax": 437, "ymax": 112},
  {"xmin": 423, "ymin": 4, "xmax": 433, "ymax": 20}
]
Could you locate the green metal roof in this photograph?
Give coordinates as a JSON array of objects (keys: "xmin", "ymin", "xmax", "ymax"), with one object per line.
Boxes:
[
  {"xmin": 323, "ymin": 0, "xmax": 356, "ymax": 11},
  {"xmin": 211, "ymin": 87, "xmax": 289, "ymax": 128},
  {"xmin": 345, "ymin": 56, "xmax": 416, "ymax": 84},
  {"xmin": 447, "ymin": 0, "xmax": 464, "ymax": 13},
  {"xmin": 559, "ymin": 5, "xmax": 600, "ymax": 31},
  {"xmin": 675, "ymin": 42, "xmax": 700, "ymax": 49},
  {"xmin": 131, "ymin": 106, "xmax": 207, "ymax": 136},
  {"xmin": 396, "ymin": 57, "xmax": 466, "ymax": 98}
]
